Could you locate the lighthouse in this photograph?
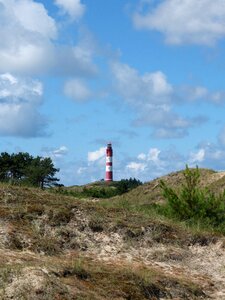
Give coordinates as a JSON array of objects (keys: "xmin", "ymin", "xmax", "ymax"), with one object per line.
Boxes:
[{"xmin": 105, "ymin": 143, "xmax": 113, "ymax": 181}]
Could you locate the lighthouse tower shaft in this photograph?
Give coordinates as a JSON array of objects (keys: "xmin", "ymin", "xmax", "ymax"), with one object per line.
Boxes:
[{"xmin": 105, "ymin": 143, "xmax": 113, "ymax": 181}]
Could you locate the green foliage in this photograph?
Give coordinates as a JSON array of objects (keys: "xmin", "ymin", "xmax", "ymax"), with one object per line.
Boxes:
[
  {"xmin": 0, "ymin": 152, "xmax": 59, "ymax": 188},
  {"xmin": 0, "ymin": 152, "xmax": 32, "ymax": 182},
  {"xmin": 82, "ymin": 186, "xmax": 118, "ymax": 198},
  {"xmin": 24, "ymin": 156, "xmax": 59, "ymax": 188},
  {"xmin": 55, "ymin": 186, "xmax": 119, "ymax": 199},
  {"xmin": 159, "ymin": 165, "xmax": 225, "ymax": 232},
  {"xmin": 116, "ymin": 178, "xmax": 143, "ymax": 195},
  {"xmin": 55, "ymin": 178, "xmax": 143, "ymax": 199}
]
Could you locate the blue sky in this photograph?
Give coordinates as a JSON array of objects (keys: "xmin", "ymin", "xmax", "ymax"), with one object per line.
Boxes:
[{"xmin": 1, "ymin": 0, "xmax": 225, "ymax": 185}]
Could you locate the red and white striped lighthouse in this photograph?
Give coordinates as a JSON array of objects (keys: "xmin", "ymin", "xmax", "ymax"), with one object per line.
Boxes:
[{"xmin": 105, "ymin": 142, "xmax": 113, "ymax": 181}]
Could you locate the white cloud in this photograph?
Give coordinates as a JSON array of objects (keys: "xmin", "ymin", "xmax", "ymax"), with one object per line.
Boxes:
[
  {"xmin": 0, "ymin": 73, "xmax": 46, "ymax": 137},
  {"xmin": 77, "ymin": 167, "xmax": 87, "ymax": 174},
  {"xmin": 189, "ymin": 149, "xmax": 205, "ymax": 163},
  {"xmin": 42, "ymin": 146, "xmax": 69, "ymax": 161},
  {"xmin": 137, "ymin": 148, "xmax": 161, "ymax": 162},
  {"xmin": 123, "ymin": 146, "xmax": 185, "ymax": 181},
  {"xmin": 11, "ymin": 0, "xmax": 57, "ymax": 38},
  {"xmin": 64, "ymin": 78, "xmax": 91, "ymax": 101},
  {"xmin": 54, "ymin": 0, "xmax": 85, "ymax": 20},
  {"xmin": 59, "ymin": 146, "xmax": 108, "ymax": 185},
  {"xmin": 133, "ymin": 0, "xmax": 225, "ymax": 45},
  {"xmin": 185, "ymin": 86, "xmax": 209, "ymax": 101},
  {"xmin": 52, "ymin": 146, "xmax": 68, "ymax": 158},
  {"xmin": 211, "ymin": 92, "xmax": 225, "ymax": 104},
  {"xmin": 126, "ymin": 148, "xmax": 162, "ymax": 178},
  {"xmin": 138, "ymin": 153, "xmax": 146, "ymax": 160},
  {"xmin": 148, "ymin": 148, "xmax": 160, "ymax": 162},
  {"xmin": 0, "ymin": 73, "xmax": 18, "ymax": 85},
  {"xmin": 179, "ymin": 86, "xmax": 225, "ymax": 104},
  {"xmin": 111, "ymin": 61, "xmax": 206, "ymax": 138},
  {"xmin": 187, "ymin": 142, "xmax": 225, "ymax": 170},
  {"xmin": 0, "ymin": 73, "xmax": 43, "ymax": 99},
  {"xmin": 0, "ymin": 0, "xmax": 56, "ymax": 74},
  {"xmin": 88, "ymin": 147, "xmax": 105, "ymax": 162},
  {"xmin": 0, "ymin": 0, "xmax": 96, "ymax": 76},
  {"xmin": 111, "ymin": 62, "xmax": 173, "ymax": 106},
  {"xmin": 135, "ymin": 148, "xmax": 162, "ymax": 168},
  {"xmin": 126, "ymin": 162, "xmax": 146, "ymax": 172}
]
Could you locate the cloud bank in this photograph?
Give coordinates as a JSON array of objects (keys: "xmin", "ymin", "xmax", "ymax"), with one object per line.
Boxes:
[
  {"xmin": 111, "ymin": 61, "xmax": 208, "ymax": 138},
  {"xmin": 0, "ymin": 73, "xmax": 46, "ymax": 137},
  {"xmin": 133, "ymin": 0, "xmax": 225, "ymax": 45},
  {"xmin": 54, "ymin": 0, "xmax": 85, "ymax": 20},
  {"xmin": 0, "ymin": 0, "xmax": 96, "ymax": 76}
]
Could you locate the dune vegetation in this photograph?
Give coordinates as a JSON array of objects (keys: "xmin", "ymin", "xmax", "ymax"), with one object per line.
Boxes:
[{"xmin": 0, "ymin": 167, "xmax": 224, "ymax": 299}]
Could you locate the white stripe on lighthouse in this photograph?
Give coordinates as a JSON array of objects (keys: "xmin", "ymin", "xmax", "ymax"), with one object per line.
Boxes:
[
  {"xmin": 106, "ymin": 156, "xmax": 112, "ymax": 163},
  {"xmin": 106, "ymin": 165, "xmax": 112, "ymax": 172}
]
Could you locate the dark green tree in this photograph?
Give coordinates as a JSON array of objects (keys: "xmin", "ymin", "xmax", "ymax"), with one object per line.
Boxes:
[
  {"xmin": 0, "ymin": 152, "xmax": 13, "ymax": 181},
  {"xmin": 11, "ymin": 152, "xmax": 33, "ymax": 181},
  {"xmin": 0, "ymin": 152, "xmax": 60, "ymax": 188},
  {"xmin": 0, "ymin": 152, "xmax": 34, "ymax": 182},
  {"xmin": 25, "ymin": 156, "xmax": 59, "ymax": 188},
  {"xmin": 116, "ymin": 178, "xmax": 142, "ymax": 195}
]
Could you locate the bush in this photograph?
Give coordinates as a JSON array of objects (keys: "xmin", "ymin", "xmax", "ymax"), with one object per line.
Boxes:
[
  {"xmin": 82, "ymin": 187, "xmax": 118, "ymax": 198},
  {"xmin": 159, "ymin": 165, "xmax": 225, "ymax": 231},
  {"xmin": 62, "ymin": 258, "xmax": 90, "ymax": 280},
  {"xmin": 116, "ymin": 178, "xmax": 142, "ymax": 195},
  {"xmin": 53, "ymin": 178, "xmax": 142, "ymax": 199}
]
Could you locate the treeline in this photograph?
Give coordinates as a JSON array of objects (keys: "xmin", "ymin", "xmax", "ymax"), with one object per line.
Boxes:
[
  {"xmin": 57, "ymin": 178, "xmax": 143, "ymax": 199},
  {"xmin": 115, "ymin": 178, "xmax": 143, "ymax": 194},
  {"xmin": 0, "ymin": 152, "xmax": 59, "ymax": 188},
  {"xmin": 84, "ymin": 178, "xmax": 143, "ymax": 198}
]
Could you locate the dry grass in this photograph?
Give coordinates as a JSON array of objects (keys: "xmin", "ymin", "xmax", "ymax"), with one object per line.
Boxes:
[
  {"xmin": 51, "ymin": 255, "xmax": 205, "ymax": 300},
  {"xmin": 0, "ymin": 248, "xmax": 206, "ymax": 299},
  {"xmin": 107, "ymin": 168, "xmax": 216, "ymax": 206},
  {"xmin": 0, "ymin": 168, "xmax": 224, "ymax": 298}
]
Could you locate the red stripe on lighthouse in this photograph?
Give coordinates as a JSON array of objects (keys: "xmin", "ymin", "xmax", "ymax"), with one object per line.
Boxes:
[{"xmin": 105, "ymin": 143, "xmax": 113, "ymax": 181}]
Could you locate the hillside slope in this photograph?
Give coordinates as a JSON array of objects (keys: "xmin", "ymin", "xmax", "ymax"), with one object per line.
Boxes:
[
  {"xmin": 115, "ymin": 168, "xmax": 225, "ymax": 205},
  {"xmin": 0, "ymin": 169, "xmax": 224, "ymax": 299}
]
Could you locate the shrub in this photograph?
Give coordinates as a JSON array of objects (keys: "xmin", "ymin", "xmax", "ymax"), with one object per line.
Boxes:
[
  {"xmin": 62, "ymin": 258, "xmax": 90, "ymax": 280},
  {"xmin": 159, "ymin": 165, "xmax": 225, "ymax": 232},
  {"xmin": 53, "ymin": 178, "xmax": 142, "ymax": 199},
  {"xmin": 33, "ymin": 235, "xmax": 61, "ymax": 255},
  {"xmin": 88, "ymin": 217, "xmax": 104, "ymax": 232},
  {"xmin": 116, "ymin": 178, "xmax": 142, "ymax": 195},
  {"xmin": 48, "ymin": 208, "xmax": 73, "ymax": 226}
]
